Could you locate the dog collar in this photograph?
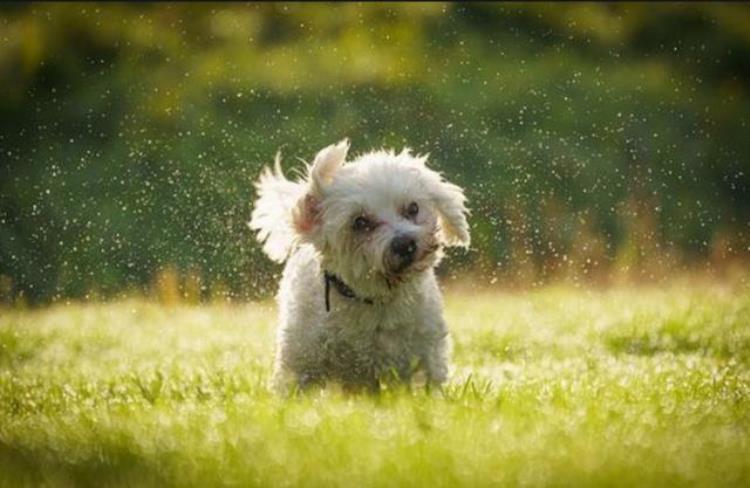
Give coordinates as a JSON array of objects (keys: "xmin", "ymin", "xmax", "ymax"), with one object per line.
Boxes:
[{"xmin": 324, "ymin": 271, "xmax": 374, "ymax": 312}]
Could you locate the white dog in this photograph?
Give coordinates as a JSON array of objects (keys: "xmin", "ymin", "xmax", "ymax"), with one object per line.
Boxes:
[{"xmin": 249, "ymin": 139, "xmax": 470, "ymax": 393}]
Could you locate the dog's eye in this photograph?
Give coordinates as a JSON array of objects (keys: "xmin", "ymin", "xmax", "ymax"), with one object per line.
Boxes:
[
  {"xmin": 352, "ymin": 215, "xmax": 372, "ymax": 232},
  {"xmin": 405, "ymin": 202, "xmax": 419, "ymax": 219}
]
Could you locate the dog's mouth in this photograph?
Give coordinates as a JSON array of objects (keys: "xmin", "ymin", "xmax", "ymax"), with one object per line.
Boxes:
[{"xmin": 383, "ymin": 243, "xmax": 440, "ymax": 285}]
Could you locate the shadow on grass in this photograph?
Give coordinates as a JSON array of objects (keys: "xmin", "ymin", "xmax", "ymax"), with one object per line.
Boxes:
[
  {"xmin": 606, "ymin": 332, "xmax": 704, "ymax": 356},
  {"xmin": 605, "ymin": 320, "xmax": 750, "ymax": 360},
  {"xmin": 0, "ymin": 440, "xmax": 167, "ymax": 488},
  {"xmin": 0, "ymin": 329, "xmax": 48, "ymax": 368}
]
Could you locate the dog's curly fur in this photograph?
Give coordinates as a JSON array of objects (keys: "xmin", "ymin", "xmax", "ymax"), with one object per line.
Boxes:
[{"xmin": 249, "ymin": 140, "xmax": 470, "ymax": 392}]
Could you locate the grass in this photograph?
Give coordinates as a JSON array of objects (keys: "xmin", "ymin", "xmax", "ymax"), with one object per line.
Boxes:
[{"xmin": 1, "ymin": 281, "xmax": 749, "ymax": 487}]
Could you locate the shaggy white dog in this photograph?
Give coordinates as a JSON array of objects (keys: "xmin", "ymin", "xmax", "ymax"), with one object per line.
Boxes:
[{"xmin": 249, "ymin": 139, "xmax": 470, "ymax": 393}]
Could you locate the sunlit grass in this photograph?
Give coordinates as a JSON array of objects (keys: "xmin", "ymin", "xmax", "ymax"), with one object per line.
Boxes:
[{"xmin": 1, "ymin": 282, "xmax": 749, "ymax": 486}]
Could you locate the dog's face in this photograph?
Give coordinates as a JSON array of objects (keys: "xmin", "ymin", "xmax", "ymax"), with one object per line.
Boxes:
[{"xmin": 293, "ymin": 140, "xmax": 470, "ymax": 295}]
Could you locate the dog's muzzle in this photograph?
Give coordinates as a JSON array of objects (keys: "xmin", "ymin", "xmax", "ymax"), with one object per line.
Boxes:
[{"xmin": 386, "ymin": 235, "xmax": 417, "ymax": 273}]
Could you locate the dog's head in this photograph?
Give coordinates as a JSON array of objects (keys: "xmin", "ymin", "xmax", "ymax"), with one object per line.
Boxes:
[{"xmin": 292, "ymin": 139, "xmax": 470, "ymax": 296}]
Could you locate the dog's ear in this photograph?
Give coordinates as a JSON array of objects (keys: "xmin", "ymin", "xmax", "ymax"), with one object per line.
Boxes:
[
  {"xmin": 292, "ymin": 139, "xmax": 350, "ymax": 236},
  {"xmin": 249, "ymin": 153, "xmax": 306, "ymax": 263},
  {"xmin": 309, "ymin": 139, "xmax": 349, "ymax": 197},
  {"xmin": 422, "ymin": 166, "xmax": 470, "ymax": 248}
]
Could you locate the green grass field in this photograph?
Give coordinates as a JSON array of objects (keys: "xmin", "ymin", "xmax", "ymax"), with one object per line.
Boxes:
[{"xmin": 1, "ymin": 281, "xmax": 749, "ymax": 487}]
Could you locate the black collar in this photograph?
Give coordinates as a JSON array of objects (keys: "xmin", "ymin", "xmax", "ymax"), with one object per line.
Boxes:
[{"xmin": 324, "ymin": 271, "xmax": 374, "ymax": 312}]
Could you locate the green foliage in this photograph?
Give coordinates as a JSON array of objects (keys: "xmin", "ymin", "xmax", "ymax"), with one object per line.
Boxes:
[
  {"xmin": 1, "ymin": 4, "xmax": 749, "ymax": 301},
  {"xmin": 1, "ymin": 283, "xmax": 749, "ymax": 486}
]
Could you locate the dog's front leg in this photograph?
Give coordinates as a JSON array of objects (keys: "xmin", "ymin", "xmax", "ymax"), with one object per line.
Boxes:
[{"xmin": 423, "ymin": 326, "xmax": 451, "ymax": 387}]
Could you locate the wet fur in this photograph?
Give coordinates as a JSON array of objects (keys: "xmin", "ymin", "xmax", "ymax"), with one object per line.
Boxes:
[{"xmin": 249, "ymin": 140, "xmax": 470, "ymax": 393}]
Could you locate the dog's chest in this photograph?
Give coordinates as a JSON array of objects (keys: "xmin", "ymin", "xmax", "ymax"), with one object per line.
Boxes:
[{"xmin": 324, "ymin": 304, "xmax": 429, "ymax": 375}]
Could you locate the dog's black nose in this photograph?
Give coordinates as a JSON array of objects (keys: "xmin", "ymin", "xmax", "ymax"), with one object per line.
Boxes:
[{"xmin": 390, "ymin": 235, "xmax": 417, "ymax": 262}]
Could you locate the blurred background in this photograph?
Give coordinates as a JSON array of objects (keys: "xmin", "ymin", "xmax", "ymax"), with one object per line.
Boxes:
[{"xmin": 1, "ymin": 2, "xmax": 749, "ymax": 304}]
